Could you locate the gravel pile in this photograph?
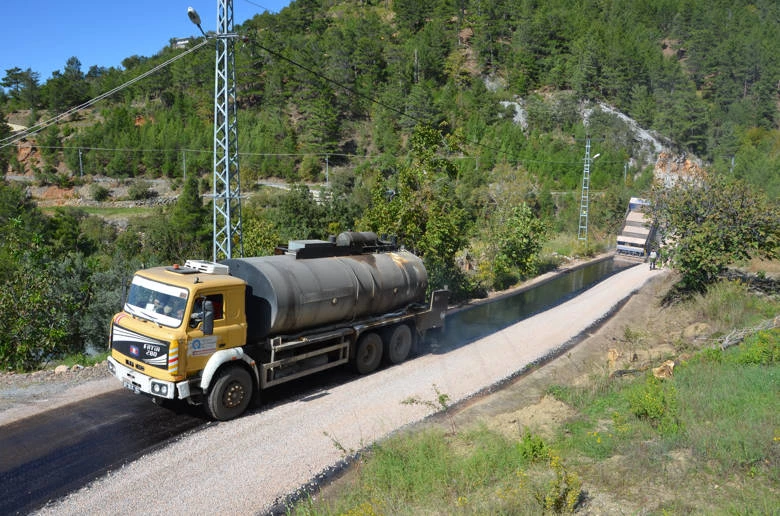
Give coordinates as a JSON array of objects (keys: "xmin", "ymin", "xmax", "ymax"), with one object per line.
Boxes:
[
  {"xmin": 0, "ymin": 362, "xmax": 111, "ymax": 415},
  {"xmin": 0, "ymin": 362, "xmax": 110, "ymax": 386}
]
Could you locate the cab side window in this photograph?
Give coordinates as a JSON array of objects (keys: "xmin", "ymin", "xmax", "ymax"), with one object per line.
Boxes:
[
  {"xmin": 190, "ymin": 294, "xmax": 224, "ymax": 327},
  {"xmin": 207, "ymin": 294, "xmax": 224, "ymax": 319}
]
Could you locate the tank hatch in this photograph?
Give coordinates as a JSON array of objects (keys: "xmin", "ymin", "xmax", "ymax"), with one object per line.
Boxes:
[{"xmin": 278, "ymin": 232, "xmax": 398, "ymax": 259}]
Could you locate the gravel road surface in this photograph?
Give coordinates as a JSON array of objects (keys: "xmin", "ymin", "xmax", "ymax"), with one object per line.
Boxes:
[{"xmin": 35, "ymin": 264, "xmax": 661, "ymax": 515}]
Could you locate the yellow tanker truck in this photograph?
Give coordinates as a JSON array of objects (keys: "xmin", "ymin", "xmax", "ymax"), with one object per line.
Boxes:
[{"xmin": 107, "ymin": 232, "xmax": 448, "ymax": 420}]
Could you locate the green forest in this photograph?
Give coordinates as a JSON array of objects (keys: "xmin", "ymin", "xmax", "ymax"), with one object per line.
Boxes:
[{"xmin": 1, "ymin": 0, "xmax": 779, "ymax": 370}]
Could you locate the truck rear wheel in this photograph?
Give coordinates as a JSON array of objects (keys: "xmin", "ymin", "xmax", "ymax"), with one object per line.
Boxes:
[
  {"xmin": 206, "ymin": 366, "xmax": 253, "ymax": 421},
  {"xmin": 353, "ymin": 332, "xmax": 383, "ymax": 374},
  {"xmin": 384, "ymin": 324, "xmax": 413, "ymax": 364}
]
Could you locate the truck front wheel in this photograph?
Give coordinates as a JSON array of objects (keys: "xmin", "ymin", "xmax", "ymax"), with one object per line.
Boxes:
[
  {"xmin": 353, "ymin": 332, "xmax": 383, "ymax": 374},
  {"xmin": 206, "ymin": 366, "xmax": 253, "ymax": 421}
]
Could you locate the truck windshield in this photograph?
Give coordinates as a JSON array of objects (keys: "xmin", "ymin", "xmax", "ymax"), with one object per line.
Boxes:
[{"xmin": 125, "ymin": 275, "xmax": 189, "ymax": 328}]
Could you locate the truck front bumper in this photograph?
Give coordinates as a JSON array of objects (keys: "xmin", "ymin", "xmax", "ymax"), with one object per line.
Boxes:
[{"xmin": 107, "ymin": 356, "xmax": 178, "ymax": 400}]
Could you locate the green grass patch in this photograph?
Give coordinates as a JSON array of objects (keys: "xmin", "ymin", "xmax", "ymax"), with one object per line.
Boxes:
[
  {"xmin": 673, "ymin": 331, "xmax": 779, "ymax": 475},
  {"xmin": 624, "ymin": 375, "xmax": 681, "ymax": 437},
  {"xmin": 541, "ymin": 233, "xmax": 583, "ymax": 261},
  {"xmin": 295, "ymin": 426, "xmax": 583, "ymax": 515},
  {"xmin": 79, "ymin": 206, "xmax": 156, "ymax": 218},
  {"xmin": 351, "ymin": 427, "xmax": 525, "ymax": 512},
  {"xmin": 57, "ymin": 351, "xmax": 109, "ymax": 368},
  {"xmin": 551, "ymin": 379, "xmax": 663, "ymax": 460},
  {"xmin": 42, "ymin": 205, "xmax": 156, "ymax": 219},
  {"xmin": 546, "ymin": 374, "xmax": 616, "ymax": 411},
  {"xmin": 558, "ymin": 418, "xmax": 621, "ymax": 460},
  {"xmin": 733, "ymin": 328, "xmax": 779, "ymax": 365}
]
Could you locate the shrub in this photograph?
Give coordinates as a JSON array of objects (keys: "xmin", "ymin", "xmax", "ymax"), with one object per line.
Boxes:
[
  {"xmin": 90, "ymin": 183, "xmax": 111, "ymax": 202},
  {"xmin": 538, "ymin": 452, "xmax": 582, "ymax": 514},
  {"xmin": 698, "ymin": 347, "xmax": 723, "ymax": 364},
  {"xmin": 127, "ymin": 180, "xmax": 155, "ymax": 200},
  {"xmin": 626, "ymin": 375, "xmax": 680, "ymax": 436},
  {"xmin": 733, "ymin": 329, "xmax": 779, "ymax": 365},
  {"xmin": 517, "ymin": 429, "xmax": 551, "ymax": 463},
  {"xmin": 53, "ymin": 173, "xmax": 74, "ymax": 189}
]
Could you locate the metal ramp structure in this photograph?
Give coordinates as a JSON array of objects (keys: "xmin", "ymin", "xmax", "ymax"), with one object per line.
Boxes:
[{"xmin": 616, "ymin": 197, "xmax": 654, "ymax": 260}]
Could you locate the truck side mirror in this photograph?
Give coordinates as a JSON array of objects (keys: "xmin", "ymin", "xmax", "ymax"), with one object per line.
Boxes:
[{"xmin": 202, "ymin": 300, "xmax": 214, "ymax": 335}]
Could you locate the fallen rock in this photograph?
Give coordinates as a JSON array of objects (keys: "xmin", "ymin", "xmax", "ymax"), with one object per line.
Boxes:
[
  {"xmin": 652, "ymin": 360, "xmax": 675, "ymax": 379},
  {"xmin": 607, "ymin": 348, "xmax": 621, "ymax": 370}
]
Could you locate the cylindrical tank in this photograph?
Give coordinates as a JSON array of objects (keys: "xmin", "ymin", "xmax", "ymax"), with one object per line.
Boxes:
[
  {"xmin": 335, "ymin": 231, "xmax": 378, "ymax": 247},
  {"xmin": 222, "ymin": 250, "xmax": 427, "ymax": 340}
]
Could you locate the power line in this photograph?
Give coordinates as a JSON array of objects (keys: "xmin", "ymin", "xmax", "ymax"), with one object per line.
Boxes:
[
  {"xmin": 243, "ymin": 35, "xmax": 620, "ymax": 170},
  {"xmin": 239, "ymin": 31, "xmax": 520, "ymax": 159},
  {"xmin": 23, "ymin": 145, "xmax": 210, "ymax": 154},
  {"xmin": 23, "ymin": 143, "xmax": 609, "ymax": 167},
  {"xmin": 0, "ymin": 40, "xmax": 211, "ymax": 150},
  {"xmin": 241, "ymin": 0, "xmax": 276, "ymax": 12},
  {"xmin": 1, "ymin": 27, "xmax": 619, "ymax": 172},
  {"xmin": 249, "ymin": 39, "xmax": 424, "ymax": 132}
]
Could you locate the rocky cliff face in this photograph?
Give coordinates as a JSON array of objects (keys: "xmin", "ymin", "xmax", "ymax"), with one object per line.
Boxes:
[{"xmin": 653, "ymin": 151, "xmax": 707, "ymax": 187}]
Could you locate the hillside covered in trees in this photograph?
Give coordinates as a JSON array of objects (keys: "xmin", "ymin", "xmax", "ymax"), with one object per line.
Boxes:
[
  {"xmin": 3, "ymin": 0, "xmax": 779, "ymax": 188},
  {"xmin": 1, "ymin": 0, "xmax": 778, "ymax": 369}
]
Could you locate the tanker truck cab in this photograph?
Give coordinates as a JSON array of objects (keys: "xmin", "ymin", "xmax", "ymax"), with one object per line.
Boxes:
[
  {"xmin": 108, "ymin": 260, "xmax": 256, "ymax": 420},
  {"xmin": 108, "ymin": 233, "xmax": 449, "ymax": 421}
]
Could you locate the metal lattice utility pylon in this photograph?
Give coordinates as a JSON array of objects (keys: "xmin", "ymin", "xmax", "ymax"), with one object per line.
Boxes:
[
  {"xmin": 212, "ymin": 0, "xmax": 242, "ymax": 261},
  {"xmin": 577, "ymin": 135, "xmax": 592, "ymax": 243}
]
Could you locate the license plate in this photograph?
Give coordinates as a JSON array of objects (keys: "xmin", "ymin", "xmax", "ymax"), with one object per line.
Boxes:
[{"xmin": 123, "ymin": 381, "xmax": 141, "ymax": 394}]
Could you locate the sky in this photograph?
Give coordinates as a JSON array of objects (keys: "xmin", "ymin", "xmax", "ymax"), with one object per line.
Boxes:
[{"xmin": 0, "ymin": 0, "xmax": 292, "ymax": 85}]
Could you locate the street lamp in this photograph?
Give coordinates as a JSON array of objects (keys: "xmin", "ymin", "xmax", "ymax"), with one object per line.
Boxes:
[{"xmin": 187, "ymin": 7, "xmax": 207, "ymax": 36}]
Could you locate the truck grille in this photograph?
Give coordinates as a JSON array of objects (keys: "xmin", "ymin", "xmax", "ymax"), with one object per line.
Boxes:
[{"xmin": 112, "ymin": 325, "xmax": 169, "ymax": 370}]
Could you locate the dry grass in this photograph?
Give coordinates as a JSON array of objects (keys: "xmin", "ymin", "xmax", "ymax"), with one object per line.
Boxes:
[{"xmin": 743, "ymin": 257, "xmax": 780, "ymax": 275}]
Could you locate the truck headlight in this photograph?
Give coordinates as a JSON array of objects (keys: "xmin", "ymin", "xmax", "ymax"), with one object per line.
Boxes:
[{"xmin": 151, "ymin": 382, "xmax": 168, "ymax": 396}]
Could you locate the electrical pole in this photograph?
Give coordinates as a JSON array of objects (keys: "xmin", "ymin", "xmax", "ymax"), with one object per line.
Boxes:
[
  {"xmin": 577, "ymin": 136, "xmax": 592, "ymax": 243},
  {"xmin": 212, "ymin": 0, "xmax": 242, "ymax": 261}
]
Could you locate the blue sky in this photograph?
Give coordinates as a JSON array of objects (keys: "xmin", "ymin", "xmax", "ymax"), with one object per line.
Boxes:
[{"xmin": 1, "ymin": 0, "xmax": 291, "ymax": 84}]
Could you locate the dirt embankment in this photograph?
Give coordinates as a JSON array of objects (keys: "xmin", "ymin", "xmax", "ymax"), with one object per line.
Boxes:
[
  {"xmin": 313, "ymin": 266, "xmax": 778, "ymax": 514},
  {"xmin": 311, "ymin": 270, "xmax": 693, "ymax": 508},
  {"xmin": 449, "ymin": 271, "xmax": 682, "ymax": 433}
]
